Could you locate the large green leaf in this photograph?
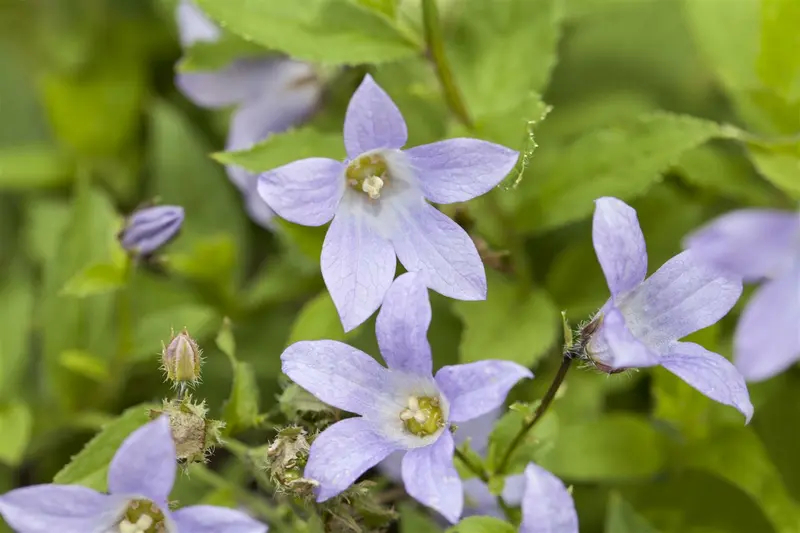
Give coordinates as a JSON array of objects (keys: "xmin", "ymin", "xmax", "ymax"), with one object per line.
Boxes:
[
  {"xmin": 194, "ymin": 0, "xmax": 421, "ymax": 65},
  {"xmin": 757, "ymin": 0, "xmax": 800, "ymax": 100},
  {"xmin": 747, "ymin": 147, "xmax": 800, "ymax": 199},
  {"xmin": 605, "ymin": 492, "xmax": 660, "ymax": 533},
  {"xmin": 445, "ymin": 517, "xmax": 515, "ymax": 533}
]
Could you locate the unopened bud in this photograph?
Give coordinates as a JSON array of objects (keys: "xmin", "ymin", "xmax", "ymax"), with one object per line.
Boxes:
[
  {"xmin": 162, "ymin": 328, "xmax": 202, "ymax": 387},
  {"xmin": 119, "ymin": 205, "xmax": 184, "ymax": 257}
]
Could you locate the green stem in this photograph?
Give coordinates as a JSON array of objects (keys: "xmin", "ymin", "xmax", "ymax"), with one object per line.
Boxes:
[
  {"xmin": 421, "ymin": 0, "xmax": 472, "ymax": 129},
  {"xmin": 454, "ymin": 447, "xmax": 490, "ymax": 483},
  {"xmin": 496, "ymin": 356, "xmax": 573, "ymax": 474}
]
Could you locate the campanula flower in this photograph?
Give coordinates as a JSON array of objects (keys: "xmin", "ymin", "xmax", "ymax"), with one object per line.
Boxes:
[
  {"xmin": 281, "ymin": 273, "xmax": 531, "ymax": 522},
  {"xmin": 502, "ymin": 463, "xmax": 578, "ymax": 533},
  {"xmin": 119, "ymin": 205, "xmax": 184, "ymax": 256},
  {"xmin": 685, "ymin": 209, "xmax": 800, "ymax": 382},
  {"xmin": 585, "ymin": 197, "xmax": 752, "ymax": 421},
  {"xmin": 174, "ymin": 0, "xmax": 322, "ymax": 228},
  {"xmin": 258, "ymin": 75, "xmax": 519, "ymax": 331},
  {"xmin": 0, "ymin": 416, "xmax": 267, "ymax": 533}
]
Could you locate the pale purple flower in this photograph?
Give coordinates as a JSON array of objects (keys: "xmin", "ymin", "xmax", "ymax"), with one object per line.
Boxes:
[
  {"xmin": 586, "ymin": 197, "xmax": 752, "ymax": 421},
  {"xmin": 0, "ymin": 416, "xmax": 266, "ymax": 533},
  {"xmin": 502, "ymin": 463, "xmax": 578, "ymax": 533},
  {"xmin": 258, "ymin": 75, "xmax": 519, "ymax": 331},
  {"xmin": 120, "ymin": 205, "xmax": 184, "ymax": 256},
  {"xmin": 174, "ymin": 0, "xmax": 322, "ymax": 228},
  {"xmin": 281, "ymin": 273, "xmax": 531, "ymax": 523},
  {"xmin": 685, "ymin": 209, "xmax": 800, "ymax": 382}
]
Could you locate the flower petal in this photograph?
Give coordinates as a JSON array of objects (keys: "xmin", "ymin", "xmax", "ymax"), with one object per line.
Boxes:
[
  {"xmin": 435, "ymin": 361, "xmax": 532, "ymax": 423},
  {"xmin": 175, "ymin": 0, "xmax": 221, "ymax": 47},
  {"xmin": 376, "ymin": 272, "xmax": 433, "ymax": 375},
  {"xmin": 404, "ymin": 138, "xmax": 518, "ymax": 204},
  {"xmin": 518, "ymin": 463, "xmax": 579, "ymax": 533},
  {"xmin": 0, "ymin": 484, "xmax": 125, "ymax": 533},
  {"xmin": 175, "ymin": 58, "xmax": 279, "ymax": 109},
  {"xmin": 172, "ymin": 505, "xmax": 268, "ymax": 533},
  {"xmin": 661, "ymin": 341, "xmax": 753, "ymax": 423},
  {"xmin": 592, "ymin": 197, "xmax": 648, "ymax": 299},
  {"xmin": 306, "ymin": 418, "xmax": 400, "ymax": 502},
  {"xmin": 402, "ymin": 431, "xmax": 463, "ymax": 524},
  {"xmin": 391, "ymin": 202, "xmax": 487, "ymax": 300},
  {"xmin": 343, "ymin": 74, "xmax": 407, "ymax": 158},
  {"xmin": 257, "ymin": 158, "xmax": 345, "ymax": 226},
  {"xmin": 501, "ymin": 473, "xmax": 526, "ymax": 506},
  {"xmin": 620, "ymin": 250, "xmax": 743, "ymax": 352},
  {"xmin": 685, "ymin": 209, "xmax": 800, "ymax": 281},
  {"xmin": 321, "ymin": 207, "xmax": 397, "ymax": 331},
  {"xmin": 734, "ymin": 271, "xmax": 800, "ymax": 382},
  {"xmin": 590, "ymin": 307, "xmax": 660, "ymax": 370},
  {"xmin": 108, "ymin": 416, "xmax": 176, "ymax": 503}
]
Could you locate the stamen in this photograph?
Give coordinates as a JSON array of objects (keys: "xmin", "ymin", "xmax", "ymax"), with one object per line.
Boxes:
[
  {"xmin": 400, "ymin": 395, "xmax": 445, "ymax": 437},
  {"xmin": 361, "ymin": 175, "xmax": 384, "ymax": 199}
]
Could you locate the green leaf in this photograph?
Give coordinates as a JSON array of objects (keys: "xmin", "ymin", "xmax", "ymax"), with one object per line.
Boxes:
[
  {"xmin": 399, "ymin": 503, "xmax": 441, "ymax": 533},
  {"xmin": 446, "ymin": 0, "xmax": 562, "ymax": 119},
  {"xmin": 214, "ymin": 126, "xmax": 345, "ymax": 172},
  {"xmin": 193, "ymin": 0, "xmax": 421, "ymax": 65},
  {"xmin": 0, "ymin": 264, "xmax": 34, "ymax": 400},
  {"xmin": 757, "ymin": 0, "xmax": 800, "ymax": 100},
  {"xmin": 515, "ymin": 112, "xmax": 732, "ymax": 233},
  {"xmin": 605, "ymin": 492, "xmax": 660, "ymax": 533},
  {"xmin": 275, "ymin": 219, "xmax": 328, "ymax": 263},
  {"xmin": 61, "ymin": 261, "xmax": 127, "ymax": 298},
  {"xmin": 445, "ymin": 516, "xmax": 516, "ymax": 533},
  {"xmin": 356, "ymin": 0, "xmax": 398, "ymax": 19},
  {"xmin": 487, "ymin": 404, "xmax": 558, "ymax": 474},
  {"xmin": 747, "ymin": 146, "xmax": 800, "ymax": 199},
  {"xmin": 168, "ymin": 235, "xmax": 238, "ymax": 285},
  {"xmin": 537, "ymin": 414, "xmax": 666, "ymax": 481},
  {"xmin": 289, "ymin": 291, "xmax": 347, "ymax": 344},
  {"xmin": 0, "ymin": 401, "xmax": 32, "ymax": 466},
  {"xmin": 178, "ymin": 34, "xmax": 268, "ymax": 72},
  {"xmin": 0, "ymin": 145, "xmax": 72, "ymax": 189},
  {"xmin": 58, "ymin": 350, "xmax": 111, "ymax": 383},
  {"xmin": 22, "ymin": 197, "xmax": 72, "ymax": 264},
  {"xmin": 219, "ymin": 320, "xmax": 261, "ymax": 435},
  {"xmin": 453, "ymin": 272, "xmax": 558, "ymax": 366},
  {"xmin": 53, "ymin": 404, "xmax": 155, "ymax": 491}
]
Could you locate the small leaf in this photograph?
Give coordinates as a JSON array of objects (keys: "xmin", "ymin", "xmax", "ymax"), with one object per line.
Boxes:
[
  {"xmin": 178, "ymin": 34, "xmax": 268, "ymax": 72},
  {"xmin": 0, "ymin": 144, "xmax": 72, "ymax": 189},
  {"xmin": 399, "ymin": 503, "xmax": 442, "ymax": 533},
  {"xmin": 453, "ymin": 272, "xmax": 558, "ymax": 366},
  {"xmin": 60, "ymin": 262, "xmax": 127, "ymax": 298},
  {"xmin": 53, "ymin": 404, "xmax": 155, "ymax": 490},
  {"xmin": 445, "ymin": 516, "xmax": 516, "ymax": 533},
  {"xmin": 219, "ymin": 320, "xmax": 261, "ymax": 435},
  {"xmin": 747, "ymin": 146, "xmax": 800, "ymax": 199},
  {"xmin": 605, "ymin": 492, "xmax": 659, "ymax": 533},
  {"xmin": 288, "ymin": 291, "xmax": 346, "ymax": 344},
  {"xmin": 193, "ymin": 0, "xmax": 421, "ymax": 65},
  {"xmin": 0, "ymin": 401, "xmax": 32, "ymax": 466}
]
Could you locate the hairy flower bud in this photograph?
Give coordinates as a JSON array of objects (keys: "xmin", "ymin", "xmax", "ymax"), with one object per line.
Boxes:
[
  {"xmin": 119, "ymin": 205, "xmax": 184, "ymax": 256},
  {"xmin": 162, "ymin": 328, "xmax": 202, "ymax": 388},
  {"xmin": 265, "ymin": 426, "xmax": 317, "ymax": 498},
  {"xmin": 150, "ymin": 397, "xmax": 224, "ymax": 465}
]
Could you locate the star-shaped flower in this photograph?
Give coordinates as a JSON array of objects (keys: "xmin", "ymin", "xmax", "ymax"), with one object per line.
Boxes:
[
  {"xmin": 119, "ymin": 205, "xmax": 184, "ymax": 257},
  {"xmin": 174, "ymin": 0, "xmax": 322, "ymax": 228},
  {"xmin": 685, "ymin": 208, "xmax": 800, "ymax": 382},
  {"xmin": 0, "ymin": 416, "xmax": 267, "ymax": 533},
  {"xmin": 258, "ymin": 75, "xmax": 519, "ymax": 331},
  {"xmin": 502, "ymin": 463, "xmax": 579, "ymax": 533},
  {"xmin": 585, "ymin": 197, "xmax": 752, "ymax": 421},
  {"xmin": 281, "ymin": 273, "xmax": 532, "ymax": 523}
]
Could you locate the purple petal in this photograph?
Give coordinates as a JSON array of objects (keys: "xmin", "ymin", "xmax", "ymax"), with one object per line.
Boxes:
[
  {"xmin": 257, "ymin": 158, "xmax": 345, "ymax": 226},
  {"xmin": 685, "ymin": 209, "xmax": 800, "ymax": 281},
  {"xmin": 321, "ymin": 207, "xmax": 397, "ymax": 332},
  {"xmin": 172, "ymin": 505, "xmax": 268, "ymax": 533},
  {"xmin": 620, "ymin": 251, "xmax": 743, "ymax": 352},
  {"xmin": 376, "ymin": 272, "xmax": 433, "ymax": 375},
  {"xmin": 435, "ymin": 361, "xmax": 532, "ymax": 423},
  {"xmin": 501, "ymin": 473, "xmax": 526, "ymax": 506},
  {"xmin": 0, "ymin": 484, "xmax": 125, "ymax": 533},
  {"xmin": 175, "ymin": 0, "xmax": 220, "ymax": 48},
  {"xmin": 518, "ymin": 463, "xmax": 579, "ymax": 533},
  {"xmin": 343, "ymin": 74, "xmax": 407, "ymax": 158},
  {"xmin": 592, "ymin": 197, "xmax": 648, "ymax": 299},
  {"xmin": 404, "ymin": 138, "xmax": 518, "ymax": 204},
  {"xmin": 590, "ymin": 307, "xmax": 660, "ymax": 370},
  {"xmin": 661, "ymin": 341, "xmax": 753, "ymax": 422},
  {"xmin": 108, "ymin": 416, "xmax": 176, "ymax": 504},
  {"xmin": 306, "ymin": 418, "xmax": 400, "ymax": 502},
  {"xmin": 176, "ymin": 59, "xmax": 280, "ymax": 109},
  {"xmin": 391, "ymin": 202, "xmax": 487, "ymax": 300},
  {"xmin": 402, "ymin": 431, "xmax": 463, "ymax": 524},
  {"xmin": 734, "ymin": 271, "xmax": 800, "ymax": 382},
  {"xmin": 120, "ymin": 205, "xmax": 184, "ymax": 256}
]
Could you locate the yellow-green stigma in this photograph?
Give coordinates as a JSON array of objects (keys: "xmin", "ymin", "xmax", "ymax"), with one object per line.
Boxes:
[
  {"xmin": 345, "ymin": 153, "xmax": 389, "ymax": 199},
  {"xmin": 118, "ymin": 499, "xmax": 166, "ymax": 533},
  {"xmin": 400, "ymin": 396, "xmax": 444, "ymax": 437}
]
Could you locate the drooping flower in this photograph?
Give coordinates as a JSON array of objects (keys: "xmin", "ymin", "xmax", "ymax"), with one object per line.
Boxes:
[
  {"xmin": 119, "ymin": 205, "xmax": 184, "ymax": 257},
  {"xmin": 684, "ymin": 208, "xmax": 800, "ymax": 382},
  {"xmin": 584, "ymin": 197, "xmax": 752, "ymax": 421},
  {"xmin": 258, "ymin": 75, "xmax": 519, "ymax": 331},
  {"xmin": 281, "ymin": 273, "xmax": 532, "ymax": 522},
  {"xmin": 502, "ymin": 463, "xmax": 579, "ymax": 533},
  {"xmin": 0, "ymin": 416, "xmax": 267, "ymax": 533},
  {"xmin": 174, "ymin": 0, "xmax": 322, "ymax": 228}
]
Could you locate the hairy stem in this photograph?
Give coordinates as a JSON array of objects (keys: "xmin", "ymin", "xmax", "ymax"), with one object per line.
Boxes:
[{"xmin": 496, "ymin": 355, "xmax": 573, "ymax": 474}]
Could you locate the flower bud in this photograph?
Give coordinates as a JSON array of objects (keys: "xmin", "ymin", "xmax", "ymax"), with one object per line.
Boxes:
[
  {"xmin": 119, "ymin": 205, "xmax": 184, "ymax": 256},
  {"xmin": 162, "ymin": 328, "xmax": 202, "ymax": 387},
  {"xmin": 149, "ymin": 396, "xmax": 225, "ymax": 465}
]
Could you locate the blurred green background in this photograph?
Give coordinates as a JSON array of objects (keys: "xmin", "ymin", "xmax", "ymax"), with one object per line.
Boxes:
[{"xmin": 0, "ymin": 0, "xmax": 798, "ymax": 532}]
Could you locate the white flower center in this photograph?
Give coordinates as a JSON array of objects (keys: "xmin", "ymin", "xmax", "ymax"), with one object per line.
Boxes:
[
  {"xmin": 119, "ymin": 515, "xmax": 153, "ymax": 533},
  {"xmin": 361, "ymin": 175, "xmax": 384, "ymax": 199},
  {"xmin": 399, "ymin": 395, "xmax": 444, "ymax": 436}
]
